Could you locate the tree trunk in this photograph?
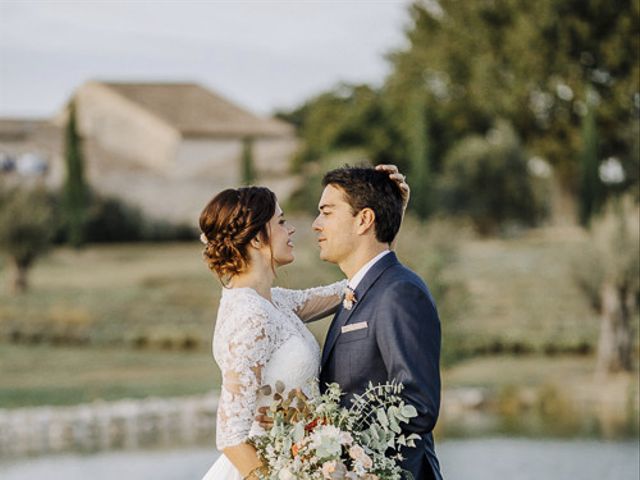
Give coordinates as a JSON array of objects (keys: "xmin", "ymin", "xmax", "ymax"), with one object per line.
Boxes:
[
  {"xmin": 10, "ymin": 257, "xmax": 29, "ymax": 294},
  {"xmin": 596, "ymin": 282, "xmax": 634, "ymax": 376}
]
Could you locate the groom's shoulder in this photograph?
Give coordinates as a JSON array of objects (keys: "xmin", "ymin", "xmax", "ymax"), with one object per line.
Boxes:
[
  {"xmin": 380, "ymin": 261, "xmax": 430, "ymax": 295},
  {"xmin": 378, "ymin": 264, "xmax": 438, "ymax": 316}
]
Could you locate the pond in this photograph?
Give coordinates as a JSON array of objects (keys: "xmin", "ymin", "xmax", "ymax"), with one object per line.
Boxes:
[{"xmin": 1, "ymin": 438, "xmax": 637, "ymax": 480}]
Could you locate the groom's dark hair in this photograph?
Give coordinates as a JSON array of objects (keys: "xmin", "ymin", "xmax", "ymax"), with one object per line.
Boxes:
[{"xmin": 322, "ymin": 166, "xmax": 404, "ymax": 244}]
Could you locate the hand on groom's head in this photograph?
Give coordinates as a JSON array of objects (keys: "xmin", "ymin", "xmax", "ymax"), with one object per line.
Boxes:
[{"xmin": 375, "ymin": 164, "xmax": 410, "ymax": 210}]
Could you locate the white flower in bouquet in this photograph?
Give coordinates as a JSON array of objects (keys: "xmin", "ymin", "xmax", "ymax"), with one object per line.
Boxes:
[
  {"xmin": 321, "ymin": 459, "xmax": 348, "ymax": 479},
  {"xmin": 277, "ymin": 468, "xmax": 294, "ymax": 480},
  {"xmin": 311, "ymin": 424, "xmax": 349, "ymax": 458}
]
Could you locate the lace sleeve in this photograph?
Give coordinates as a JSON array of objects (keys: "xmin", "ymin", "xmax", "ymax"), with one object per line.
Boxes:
[
  {"xmin": 213, "ymin": 301, "xmax": 272, "ymax": 450},
  {"xmin": 272, "ymin": 280, "xmax": 348, "ymax": 323}
]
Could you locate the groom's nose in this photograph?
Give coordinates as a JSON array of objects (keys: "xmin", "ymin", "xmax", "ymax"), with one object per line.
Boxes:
[{"xmin": 312, "ymin": 215, "xmax": 321, "ymax": 231}]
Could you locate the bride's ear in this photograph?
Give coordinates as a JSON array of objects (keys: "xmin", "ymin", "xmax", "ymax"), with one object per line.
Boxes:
[{"xmin": 250, "ymin": 236, "xmax": 262, "ymax": 249}]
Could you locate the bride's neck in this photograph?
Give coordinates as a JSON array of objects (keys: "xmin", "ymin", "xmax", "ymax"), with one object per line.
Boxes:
[{"xmin": 228, "ymin": 259, "xmax": 275, "ymax": 301}]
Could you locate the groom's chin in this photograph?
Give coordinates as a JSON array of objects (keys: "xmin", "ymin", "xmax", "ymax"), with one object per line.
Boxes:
[{"xmin": 318, "ymin": 250, "xmax": 332, "ymax": 263}]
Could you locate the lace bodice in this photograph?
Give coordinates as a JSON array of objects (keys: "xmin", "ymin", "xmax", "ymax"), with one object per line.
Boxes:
[{"xmin": 212, "ymin": 280, "xmax": 347, "ymax": 450}]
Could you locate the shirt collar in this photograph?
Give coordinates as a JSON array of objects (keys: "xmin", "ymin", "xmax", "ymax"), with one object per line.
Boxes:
[{"xmin": 348, "ymin": 250, "xmax": 391, "ymax": 291}]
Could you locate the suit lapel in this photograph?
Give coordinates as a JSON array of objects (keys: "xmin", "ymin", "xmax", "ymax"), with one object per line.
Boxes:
[{"xmin": 321, "ymin": 252, "xmax": 399, "ymax": 367}]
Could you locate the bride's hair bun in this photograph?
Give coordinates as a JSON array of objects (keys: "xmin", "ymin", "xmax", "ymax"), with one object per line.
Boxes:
[{"xmin": 199, "ymin": 187, "xmax": 277, "ymax": 279}]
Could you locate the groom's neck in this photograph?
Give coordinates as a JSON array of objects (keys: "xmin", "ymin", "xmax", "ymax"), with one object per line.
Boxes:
[{"xmin": 340, "ymin": 242, "xmax": 389, "ymax": 281}]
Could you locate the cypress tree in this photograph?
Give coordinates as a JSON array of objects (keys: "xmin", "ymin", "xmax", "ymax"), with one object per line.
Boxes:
[
  {"xmin": 579, "ymin": 98, "xmax": 605, "ymax": 226},
  {"xmin": 241, "ymin": 136, "xmax": 256, "ymax": 185},
  {"xmin": 63, "ymin": 101, "xmax": 89, "ymax": 248},
  {"xmin": 406, "ymin": 92, "xmax": 431, "ymax": 218}
]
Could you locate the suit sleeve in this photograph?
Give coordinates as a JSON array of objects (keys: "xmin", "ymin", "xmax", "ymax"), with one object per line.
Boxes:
[{"xmin": 375, "ymin": 280, "xmax": 441, "ymax": 434}]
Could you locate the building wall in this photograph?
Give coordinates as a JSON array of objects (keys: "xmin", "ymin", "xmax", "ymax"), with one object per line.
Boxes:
[
  {"xmin": 172, "ymin": 138, "xmax": 242, "ymax": 182},
  {"xmin": 253, "ymin": 136, "xmax": 298, "ymax": 176},
  {"xmin": 0, "ymin": 122, "xmax": 64, "ymax": 189},
  {"xmin": 0, "ymin": 83, "xmax": 301, "ymax": 225},
  {"xmin": 75, "ymin": 83, "xmax": 180, "ymax": 173}
]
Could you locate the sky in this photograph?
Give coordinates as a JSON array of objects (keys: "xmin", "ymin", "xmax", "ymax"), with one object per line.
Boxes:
[{"xmin": 0, "ymin": 0, "xmax": 413, "ymax": 118}]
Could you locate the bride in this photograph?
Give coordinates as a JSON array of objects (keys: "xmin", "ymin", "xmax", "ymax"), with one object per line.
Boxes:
[{"xmin": 199, "ymin": 167, "xmax": 407, "ymax": 480}]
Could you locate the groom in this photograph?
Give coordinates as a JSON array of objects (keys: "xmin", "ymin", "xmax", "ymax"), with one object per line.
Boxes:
[{"xmin": 313, "ymin": 166, "xmax": 443, "ymax": 480}]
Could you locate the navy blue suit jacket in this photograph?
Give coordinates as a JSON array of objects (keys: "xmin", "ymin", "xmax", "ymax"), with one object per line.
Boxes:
[{"xmin": 320, "ymin": 252, "xmax": 443, "ymax": 480}]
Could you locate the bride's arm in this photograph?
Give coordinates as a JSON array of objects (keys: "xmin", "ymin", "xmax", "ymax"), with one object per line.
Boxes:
[
  {"xmin": 273, "ymin": 280, "xmax": 348, "ymax": 323},
  {"xmin": 214, "ymin": 307, "xmax": 271, "ymax": 476}
]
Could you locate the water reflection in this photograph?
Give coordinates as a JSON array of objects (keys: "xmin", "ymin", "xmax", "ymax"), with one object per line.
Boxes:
[{"xmin": 1, "ymin": 439, "xmax": 638, "ymax": 480}]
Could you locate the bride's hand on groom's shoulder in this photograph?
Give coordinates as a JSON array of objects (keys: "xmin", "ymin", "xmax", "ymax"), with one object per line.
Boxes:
[{"xmin": 375, "ymin": 164, "xmax": 410, "ymax": 209}]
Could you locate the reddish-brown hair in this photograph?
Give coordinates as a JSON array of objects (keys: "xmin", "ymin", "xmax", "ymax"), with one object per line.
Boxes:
[{"xmin": 199, "ymin": 187, "xmax": 277, "ymax": 280}]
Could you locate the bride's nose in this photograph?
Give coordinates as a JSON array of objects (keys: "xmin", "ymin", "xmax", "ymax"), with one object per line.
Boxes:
[{"xmin": 288, "ymin": 225, "xmax": 296, "ymax": 235}]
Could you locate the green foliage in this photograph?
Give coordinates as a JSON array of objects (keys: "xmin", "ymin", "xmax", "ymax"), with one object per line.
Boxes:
[
  {"xmin": 54, "ymin": 192, "xmax": 195, "ymax": 244},
  {"xmin": 0, "ymin": 185, "xmax": 55, "ymax": 292},
  {"xmin": 241, "ymin": 137, "xmax": 256, "ymax": 185},
  {"xmin": 62, "ymin": 101, "xmax": 90, "ymax": 248},
  {"xmin": 574, "ymin": 195, "xmax": 640, "ymax": 309},
  {"xmin": 286, "ymin": 149, "xmax": 370, "ymax": 215},
  {"xmin": 439, "ymin": 121, "xmax": 548, "ymax": 234},
  {"xmin": 284, "ymin": 84, "xmax": 400, "ymax": 172},
  {"xmin": 579, "ymin": 99, "xmax": 606, "ymax": 226},
  {"xmin": 283, "ymin": 0, "xmax": 639, "ymax": 223},
  {"xmin": 406, "ymin": 91, "xmax": 432, "ymax": 217},
  {"xmin": 84, "ymin": 195, "xmax": 145, "ymax": 243},
  {"xmin": 592, "ymin": 197, "xmax": 640, "ymax": 296},
  {"xmin": 387, "ymin": 0, "xmax": 639, "ymax": 194}
]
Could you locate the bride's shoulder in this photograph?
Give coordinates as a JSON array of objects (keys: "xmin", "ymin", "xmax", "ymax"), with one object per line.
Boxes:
[{"xmin": 216, "ymin": 288, "xmax": 274, "ymax": 330}]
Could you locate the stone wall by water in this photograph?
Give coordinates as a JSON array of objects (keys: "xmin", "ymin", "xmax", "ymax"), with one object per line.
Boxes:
[{"xmin": 0, "ymin": 393, "xmax": 218, "ymax": 458}]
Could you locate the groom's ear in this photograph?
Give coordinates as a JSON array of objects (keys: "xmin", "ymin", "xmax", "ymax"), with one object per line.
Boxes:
[{"xmin": 356, "ymin": 208, "xmax": 376, "ymax": 235}]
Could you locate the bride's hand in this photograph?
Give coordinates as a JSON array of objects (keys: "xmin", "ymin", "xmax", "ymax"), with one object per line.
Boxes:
[
  {"xmin": 376, "ymin": 164, "xmax": 410, "ymax": 209},
  {"xmin": 256, "ymin": 406, "xmax": 273, "ymax": 430}
]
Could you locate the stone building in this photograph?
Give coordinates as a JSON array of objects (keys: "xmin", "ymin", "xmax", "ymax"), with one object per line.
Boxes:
[{"xmin": 0, "ymin": 81, "xmax": 298, "ymax": 224}]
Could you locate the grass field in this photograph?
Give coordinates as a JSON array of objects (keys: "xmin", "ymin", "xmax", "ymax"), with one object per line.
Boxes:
[{"xmin": 0, "ymin": 217, "xmax": 635, "ymax": 413}]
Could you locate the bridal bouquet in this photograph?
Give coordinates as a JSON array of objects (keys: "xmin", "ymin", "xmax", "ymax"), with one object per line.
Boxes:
[{"xmin": 251, "ymin": 380, "xmax": 420, "ymax": 480}]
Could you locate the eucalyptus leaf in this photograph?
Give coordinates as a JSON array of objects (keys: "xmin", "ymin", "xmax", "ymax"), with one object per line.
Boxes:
[
  {"xmin": 292, "ymin": 422, "xmax": 304, "ymax": 443},
  {"xmin": 401, "ymin": 405, "xmax": 418, "ymax": 418},
  {"xmin": 259, "ymin": 385, "xmax": 272, "ymax": 396},
  {"xmin": 377, "ymin": 408, "xmax": 389, "ymax": 427}
]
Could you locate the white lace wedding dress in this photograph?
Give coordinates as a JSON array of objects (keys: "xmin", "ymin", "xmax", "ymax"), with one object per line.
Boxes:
[{"xmin": 201, "ymin": 280, "xmax": 347, "ymax": 480}]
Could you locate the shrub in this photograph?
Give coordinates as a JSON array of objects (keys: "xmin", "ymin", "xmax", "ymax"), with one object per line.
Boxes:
[
  {"xmin": 0, "ymin": 185, "xmax": 55, "ymax": 293},
  {"xmin": 54, "ymin": 192, "xmax": 196, "ymax": 244},
  {"xmin": 439, "ymin": 121, "xmax": 549, "ymax": 235}
]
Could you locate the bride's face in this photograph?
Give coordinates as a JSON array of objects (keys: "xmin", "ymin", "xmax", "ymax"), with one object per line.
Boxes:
[{"xmin": 260, "ymin": 203, "xmax": 295, "ymax": 267}]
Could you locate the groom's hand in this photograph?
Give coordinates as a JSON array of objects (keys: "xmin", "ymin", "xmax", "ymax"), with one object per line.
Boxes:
[{"xmin": 375, "ymin": 164, "xmax": 410, "ymax": 209}]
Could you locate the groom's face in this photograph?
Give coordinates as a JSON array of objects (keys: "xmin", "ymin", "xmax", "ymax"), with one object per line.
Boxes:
[{"xmin": 312, "ymin": 184, "xmax": 359, "ymax": 264}]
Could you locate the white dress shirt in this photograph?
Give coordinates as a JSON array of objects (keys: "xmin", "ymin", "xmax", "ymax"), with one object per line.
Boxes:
[{"xmin": 348, "ymin": 250, "xmax": 391, "ymax": 291}]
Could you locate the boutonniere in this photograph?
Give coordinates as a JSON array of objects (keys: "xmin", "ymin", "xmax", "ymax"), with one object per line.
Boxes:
[{"xmin": 342, "ymin": 286, "xmax": 357, "ymax": 310}]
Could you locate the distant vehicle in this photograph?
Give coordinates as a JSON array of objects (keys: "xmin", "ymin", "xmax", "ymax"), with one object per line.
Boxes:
[
  {"xmin": 16, "ymin": 152, "xmax": 48, "ymax": 176},
  {"xmin": 0, "ymin": 153, "xmax": 16, "ymax": 172}
]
